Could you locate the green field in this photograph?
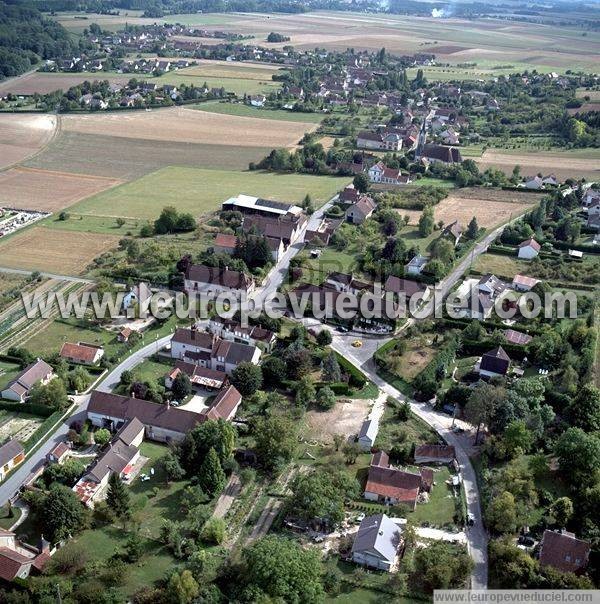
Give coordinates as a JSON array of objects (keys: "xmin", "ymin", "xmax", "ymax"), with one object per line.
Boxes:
[
  {"xmin": 156, "ymin": 73, "xmax": 280, "ymax": 96},
  {"xmin": 193, "ymin": 100, "xmax": 325, "ymax": 123},
  {"xmin": 70, "ymin": 166, "xmax": 348, "ymax": 221},
  {"xmin": 0, "ymin": 361, "xmax": 21, "ymax": 391}
]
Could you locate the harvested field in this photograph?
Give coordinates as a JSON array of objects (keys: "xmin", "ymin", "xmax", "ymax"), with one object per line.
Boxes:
[
  {"xmin": 568, "ymin": 103, "xmax": 600, "ymax": 115},
  {"xmin": 576, "ymin": 89, "xmax": 600, "ymax": 100},
  {"xmin": 71, "ymin": 166, "xmax": 346, "ymax": 221},
  {"xmin": 0, "ymin": 167, "xmax": 121, "ymax": 212},
  {"xmin": 192, "ymin": 100, "xmax": 324, "ymax": 123},
  {"xmin": 178, "ymin": 61, "xmax": 285, "ymax": 80},
  {"xmin": 61, "ymin": 106, "xmax": 313, "ymax": 147},
  {"xmin": 0, "ymin": 226, "xmax": 120, "ymax": 275},
  {"xmin": 398, "ymin": 188, "xmax": 539, "ymax": 229},
  {"xmin": 0, "ymin": 114, "xmax": 57, "ymax": 170},
  {"xmin": 24, "ymin": 131, "xmax": 269, "ymax": 180},
  {"xmin": 304, "ymin": 398, "xmax": 371, "ymax": 442},
  {"xmin": 0, "ymin": 72, "xmax": 130, "ymax": 97},
  {"xmin": 477, "ymin": 150, "xmax": 600, "ymax": 181}
]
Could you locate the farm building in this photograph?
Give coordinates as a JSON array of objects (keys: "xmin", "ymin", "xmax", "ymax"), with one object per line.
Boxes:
[
  {"xmin": 222, "ymin": 194, "xmax": 302, "ymax": 219},
  {"xmin": 184, "ymin": 263, "xmax": 255, "ymax": 297},
  {"xmin": 346, "ymin": 196, "xmax": 377, "ymax": 225},
  {"xmin": 0, "ymin": 440, "xmax": 25, "ymax": 481},
  {"xmin": 59, "ymin": 342, "xmax": 104, "ymax": 366},
  {"xmin": 518, "ymin": 238, "xmax": 540, "ymax": 259},
  {"xmin": 414, "ymin": 444, "xmax": 456, "ymax": 465}
]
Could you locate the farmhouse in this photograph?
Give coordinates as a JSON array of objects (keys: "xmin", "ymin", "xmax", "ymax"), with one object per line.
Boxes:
[
  {"xmin": 222, "ymin": 194, "xmax": 303, "ymax": 219},
  {"xmin": 170, "ymin": 327, "xmax": 261, "ymax": 373},
  {"xmin": 368, "ymin": 162, "xmax": 411, "ymax": 186},
  {"xmin": 0, "ymin": 528, "xmax": 50, "ymax": 582},
  {"xmin": 165, "ymin": 361, "xmax": 226, "ymax": 391},
  {"xmin": 346, "ymin": 196, "xmax": 376, "ymax": 225},
  {"xmin": 207, "ymin": 317, "xmax": 277, "ymax": 351},
  {"xmin": 242, "ymin": 214, "xmax": 306, "ymax": 247},
  {"xmin": 351, "ymin": 513, "xmax": 402, "ymax": 572},
  {"xmin": 213, "ymin": 233, "xmax": 238, "ymax": 255},
  {"xmin": 0, "ymin": 439, "xmax": 25, "ymax": 482},
  {"xmin": 414, "ymin": 444, "xmax": 456, "ymax": 465},
  {"xmin": 1, "ymin": 359, "xmax": 55, "ymax": 403},
  {"xmin": 478, "ymin": 346, "xmax": 511, "ymax": 378},
  {"xmin": 518, "ymin": 238, "xmax": 541, "ymax": 259},
  {"xmin": 59, "ymin": 342, "xmax": 104, "ymax": 366},
  {"xmin": 184, "ymin": 264, "xmax": 255, "ymax": 297},
  {"xmin": 364, "ymin": 452, "xmax": 430, "ymax": 509},
  {"xmin": 539, "ymin": 530, "xmax": 590, "ymax": 575},
  {"xmin": 357, "ymin": 130, "xmax": 403, "ymax": 151},
  {"xmin": 419, "ymin": 144, "xmax": 462, "ymax": 164},
  {"xmin": 87, "ymin": 390, "xmax": 202, "ymax": 443}
]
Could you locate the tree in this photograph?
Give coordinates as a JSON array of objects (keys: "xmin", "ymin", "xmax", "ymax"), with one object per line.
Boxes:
[
  {"xmin": 241, "ymin": 536, "xmax": 324, "ymax": 603},
  {"xmin": 168, "ymin": 570, "xmax": 199, "ymax": 604},
  {"xmin": 178, "ymin": 419, "xmax": 235, "ymax": 473},
  {"xmin": 253, "ymin": 415, "xmax": 297, "ymax": 471},
  {"xmin": 411, "ymin": 541, "xmax": 473, "ymax": 593},
  {"xmin": 42, "ymin": 458, "xmax": 85, "ymax": 488},
  {"xmin": 29, "ymin": 378, "xmax": 69, "ymax": 410},
  {"xmin": 316, "ymin": 329, "xmax": 332, "ymax": 346},
  {"xmin": 464, "ymin": 383, "xmax": 504, "ymax": 443},
  {"xmin": 418, "ymin": 205, "xmax": 435, "ymax": 237},
  {"xmin": 467, "ymin": 216, "xmax": 479, "ymax": 239},
  {"xmin": 486, "ymin": 491, "xmax": 518, "ymax": 534},
  {"xmin": 106, "ymin": 473, "xmax": 131, "ymax": 521},
  {"xmin": 567, "ymin": 384, "xmax": 600, "ymax": 432},
  {"xmin": 502, "ymin": 420, "xmax": 533, "ymax": 458},
  {"xmin": 154, "ymin": 206, "xmax": 179, "ymax": 234},
  {"xmin": 116, "ymin": 217, "xmax": 126, "ymax": 228},
  {"xmin": 94, "ymin": 428, "xmax": 111, "ymax": 447},
  {"xmin": 430, "ymin": 237, "xmax": 455, "ymax": 265},
  {"xmin": 316, "ymin": 386, "xmax": 336, "ymax": 410},
  {"xmin": 261, "ymin": 356, "xmax": 286, "ymax": 387},
  {"xmin": 295, "ymin": 376, "xmax": 316, "ymax": 407},
  {"xmin": 321, "ymin": 351, "xmax": 341, "ymax": 383},
  {"xmin": 489, "ymin": 538, "xmax": 537, "ymax": 588},
  {"xmin": 231, "ymin": 362, "xmax": 263, "ymax": 396},
  {"xmin": 200, "ymin": 517, "xmax": 226, "ymax": 544},
  {"xmin": 171, "ymin": 372, "xmax": 192, "ymax": 401},
  {"xmin": 554, "ymin": 428, "xmax": 600, "ymax": 487},
  {"xmin": 342, "ymin": 441, "xmax": 361, "ymax": 464},
  {"xmin": 549, "ymin": 497, "xmax": 573, "ymax": 527},
  {"xmin": 162, "ymin": 452, "xmax": 185, "ymax": 482},
  {"xmin": 198, "ymin": 448, "xmax": 226, "ymax": 499},
  {"xmin": 353, "ymin": 173, "xmax": 369, "ymax": 193},
  {"xmin": 41, "ymin": 484, "xmax": 87, "ymax": 542},
  {"xmin": 124, "ymin": 532, "xmax": 143, "ymax": 562}
]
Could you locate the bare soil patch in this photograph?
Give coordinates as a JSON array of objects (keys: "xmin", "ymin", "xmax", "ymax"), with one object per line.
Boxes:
[
  {"xmin": 0, "ymin": 226, "xmax": 120, "ymax": 275},
  {"xmin": 0, "ymin": 114, "xmax": 57, "ymax": 170},
  {"xmin": 398, "ymin": 187, "xmax": 538, "ymax": 228},
  {"xmin": 61, "ymin": 106, "xmax": 314, "ymax": 147},
  {"xmin": 0, "ymin": 167, "xmax": 121, "ymax": 212},
  {"xmin": 0, "ymin": 72, "xmax": 130, "ymax": 97},
  {"xmin": 305, "ymin": 398, "xmax": 371, "ymax": 442},
  {"xmin": 568, "ymin": 103, "xmax": 600, "ymax": 114}
]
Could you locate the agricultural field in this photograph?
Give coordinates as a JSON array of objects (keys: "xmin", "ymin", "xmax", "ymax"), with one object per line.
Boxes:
[
  {"xmin": 175, "ymin": 59, "xmax": 285, "ymax": 80},
  {"xmin": 0, "ymin": 226, "xmax": 120, "ymax": 275},
  {"xmin": 398, "ymin": 187, "xmax": 539, "ymax": 230},
  {"xmin": 0, "ymin": 72, "xmax": 130, "ymax": 97},
  {"xmin": 60, "ymin": 106, "xmax": 314, "ymax": 148},
  {"xmin": 0, "ymin": 411, "xmax": 44, "ymax": 442},
  {"xmin": 0, "ymin": 167, "xmax": 122, "ymax": 213},
  {"xmin": 192, "ymin": 99, "xmax": 325, "ymax": 123},
  {"xmin": 0, "ymin": 114, "xmax": 57, "ymax": 170},
  {"xmin": 68, "ymin": 166, "xmax": 347, "ymax": 222}
]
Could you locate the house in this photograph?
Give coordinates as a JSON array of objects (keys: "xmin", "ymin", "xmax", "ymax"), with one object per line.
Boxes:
[
  {"xmin": 351, "ymin": 514, "xmax": 402, "ymax": 572},
  {"xmin": 346, "ymin": 196, "xmax": 376, "ymax": 225},
  {"xmin": 357, "ymin": 130, "xmax": 403, "ymax": 151},
  {"xmin": 339, "ymin": 185, "xmax": 361, "ymax": 205},
  {"xmin": 539, "ymin": 530, "xmax": 590, "ymax": 575},
  {"xmin": 73, "ymin": 418, "xmax": 144, "ymax": 507},
  {"xmin": 200, "ymin": 384, "xmax": 242, "ymax": 421},
  {"xmin": 87, "ymin": 390, "xmax": 202, "ymax": 443},
  {"xmin": 0, "ymin": 528, "xmax": 50, "ymax": 581},
  {"xmin": 443, "ymin": 220, "xmax": 463, "ymax": 246},
  {"xmin": 518, "ymin": 238, "xmax": 541, "ymax": 259},
  {"xmin": 478, "ymin": 274, "xmax": 508, "ymax": 297},
  {"xmin": 440, "ymin": 128, "xmax": 459, "ymax": 145},
  {"xmin": 512, "ymin": 274, "xmax": 540, "ymax": 292},
  {"xmin": 358, "ymin": 419, "xmax": 378, "ymax": 451},
  {"xmin": 478, "ymin": 346, "xmax": 511, "ymax": 378},
  {"xmin": 123, "ymin": 282, "xmax": 152, "ymax": 311},
  {"xmin": 0, "ymin": 440, "xmax": 24, "ymax": 481},
  {"xmin": 170, "ymin": 327, "xmax": 262, "ymax": 374},
  {"xmin": 419, "ymin": 144, "xmax": 462, "ymax": 164},
  {"xmin": 118, "ymin": 327, "xmax": 133, "ymax": 343},
  {"xmin": 242, "ymin": 214, "xmax": 306, "ymax": 247},
  {"xmin": 208, "ymin": 317, "xmax": 277, "ymax": 351},
  {"xmin": 383, "ymin": 276, "xmax": 429, "ymax": 300},
  {"xmin": 364, "ymin": 453, "xmax": 430, "ymax": 509},
  {"xmin": 249, "ymin": 95, "xmax": 266, "ymax": 107},
  {"xmin": 1, "ymin": 359, "xmax": 55, "ymax": 402},
  {"xmin": 165, "ymin": 361, "xmax": 226, "ymax": 391},
  {"xmin": 46, "ymin": 442, "xmax": 70, "ymax": 465},
  {"xmin": 405, "ymin": 254, "xmax": 428, "ymax": 276},
  {"xmin": 414, "ymin": 444, "xmax": 455, "ymax": 465},
  {"xmin": 213, "ymin": 233, "xmax": 238, "ymax": 255},
  {"xmin": 222, "ymin": 194, "xmax": 302, "ymax": 219},
  {"xmin": 524, "ymin": 175, "xmax": 543, "ymax": 190},
  {"xmin": 503, "ymin": 329, "xmax": 533, "ymax": 346},
  {"xmin": 59, "ymin": 342, "xmax": 104, "ymax": 366},
  {"xmin": 368, "ymin": 162, "xmax": 411, "ymax": 186},
  {"xmin": 184, "ymin": 264, "xmax": 255, "ymax": 297}
]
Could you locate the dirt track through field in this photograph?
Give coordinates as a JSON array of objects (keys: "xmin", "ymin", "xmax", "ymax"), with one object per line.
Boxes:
[{"xmin": 61, "ymin": 106, "xmax": 315, "ymax": 147}]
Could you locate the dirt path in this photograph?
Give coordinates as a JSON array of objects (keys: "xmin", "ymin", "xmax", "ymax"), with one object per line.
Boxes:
[{"xmin": 213, "ymin": 473, "xmax": 242, "ymax": 519}]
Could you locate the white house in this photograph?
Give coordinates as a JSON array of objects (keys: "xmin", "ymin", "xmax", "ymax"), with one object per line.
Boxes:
[
  {"xmin": 0, "ymin": 440, "xmax": 24, "ymax": 482},
  {"xmin": 405, "ymin": 254, "xmax": 428, "ymax": 275},
  {"xmin": 517, "ymin": 238, "xmax": 541, "ymax": 259},
  {"xmin": 1, "ymin": 359, "xmax": 55, "ymax": 402},
  {"xmin": 351, "ymin": 514, "xmax": 402, "ymax": 572},
  {"xmin": 358, "ymin": 419, "xmax": 378, "ymax": 451}
]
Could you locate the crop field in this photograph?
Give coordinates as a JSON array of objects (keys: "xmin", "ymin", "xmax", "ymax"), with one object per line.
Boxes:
[
  {"xmin": 192, "ymin": 100, "xmax": 325, "ymax": 123},
  {"xmin": 0, "ymin": 72, "xmax": 130, "ymax": 97},
  {"xmin": 476, "ymin": 150, "xmax": 600, "ymax": 181},
  {"xmin": 177, "ymin": 60, "xmax": 285, "ymax": 80},
  {"xmin": 24, "ymin": 131, "xmax": 270, "ymax": 180},
  {"xmin": 0, "ymin": 226, "xmax": 120, "ymax": 275},
  {"xmin": 157, "ymin": 73, "xmax": 280, "ymax": 96},
  {"xmin": 61, "ymin": 106, "xmax": 313, "ymax": 147},
  {"xmin": 0, "ymin": 114, "xmax": 57, "ymax": 170},
  {"xmin": 398, "ymin": 188, "xmax": 539, "ymax": 229},
  {"xmin": 0, "ymin": 167, "xmax": 122, "ymax": 213},
  {"xmin": 69, "ymin": 166, "xmax": 347, "ymax": 221}
]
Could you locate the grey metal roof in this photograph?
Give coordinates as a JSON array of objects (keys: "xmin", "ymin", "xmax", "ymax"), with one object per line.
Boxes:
[{"xmin": 351, "ymin": 513, "xmax": 401, "ymax": 563}]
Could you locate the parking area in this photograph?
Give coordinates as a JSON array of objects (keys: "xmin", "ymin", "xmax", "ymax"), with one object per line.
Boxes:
[{"xmin": 178, "ymin": 390, "xmax": 213, "ymax": 413}]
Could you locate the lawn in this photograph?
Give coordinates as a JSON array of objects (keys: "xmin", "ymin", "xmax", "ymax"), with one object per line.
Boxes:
[
  {"xmin": 0, "ymin": 504, "xmax": 21, "ymax": 530},
  {"xmin": 44, "ymin": 213, "xmax": 144, "ymax": 236},
  {"xmin": 375, "ymin": 407, "xmax": 440, "ymax": 453},
  {"xmin": 70, "ymin": 167, "xmax": 348, "ymax": 221},
  {"xmin": 300, "ymin": 247, "xmax": 359, "ymax": 286},
  {"xmin": 130, "ymin": 358, "xmax": 171, "ymax": 386},
  {"xmin": 410, "ymin": 465, "xmax": 456, "ymax": 527},
  {"xmin": 0, "ymin": 360, "xmax": 21, "ymax": 391},
  {"xmin": 193, "ymin": 100, "xmax": 325, "ymax": 123},
  {"xmin": 473, "ymin": 253, "xmax": 529, "ymax": 279}
]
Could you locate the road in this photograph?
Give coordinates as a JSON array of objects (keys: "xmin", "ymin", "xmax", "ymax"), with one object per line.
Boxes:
[{"xmin": 0, "ymin": 266, "xmax": 93, "ymax": 284}]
